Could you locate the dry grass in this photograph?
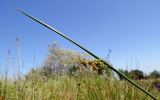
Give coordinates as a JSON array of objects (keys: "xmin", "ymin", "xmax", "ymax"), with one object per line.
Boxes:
[{"xmin": 0, "ymin": 75, "xmax": 159, "ymax": 100}]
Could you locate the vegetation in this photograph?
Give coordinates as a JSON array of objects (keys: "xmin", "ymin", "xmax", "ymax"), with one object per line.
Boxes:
[
  {"xmin": 18, "ymin": 9, "xmax": 158, "ymax": 99},
  {"xmin": 26, "ymin": 43, "xmax": 113, "ymax": 79},
  {"xmin": 0, "ymin": 43, "xmax": 160, "ymax": 100},
  {"xmin": 0, "ymin": 9, "xmax": 157, "ymax": 100},
  {"xmin": 0, "ymin": 75, "xmax": 160, "ymax": 100},
  {"xmin": 148, "ymin": 70, "xmax": 160, "ymax": 79},
  {"xmin": 119, "ymin": 69, "xmax": 160, "ymax": 80}
]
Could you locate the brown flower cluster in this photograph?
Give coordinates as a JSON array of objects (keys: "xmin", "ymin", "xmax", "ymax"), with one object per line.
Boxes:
[{"xmin": 80, "ymin": 59, "xmax": 105, "ymax": 75}]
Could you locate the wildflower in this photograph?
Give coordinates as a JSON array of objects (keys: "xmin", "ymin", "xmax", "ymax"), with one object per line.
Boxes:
[{"xmin": 152, "ymin": 80, "xmax": 160, "ymax": 91}]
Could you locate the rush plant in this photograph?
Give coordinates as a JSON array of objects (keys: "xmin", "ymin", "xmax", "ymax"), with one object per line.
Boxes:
[{"xmin": 17, "ymin": 8, "xmax": 157, "ymax": 100}]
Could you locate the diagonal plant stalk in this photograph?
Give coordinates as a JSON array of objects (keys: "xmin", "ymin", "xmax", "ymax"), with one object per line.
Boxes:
[{"xmin": 17, "ymin": 8, "xmax": 157, "ymax": 100}]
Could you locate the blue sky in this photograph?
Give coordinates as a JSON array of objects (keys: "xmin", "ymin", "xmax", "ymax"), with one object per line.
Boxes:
[{"xmin": 1, "ymin": 0, "xmax": 160, "ymax": 74}]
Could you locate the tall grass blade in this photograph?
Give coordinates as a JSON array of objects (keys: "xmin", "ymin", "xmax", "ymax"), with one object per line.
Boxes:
[{"xmin": 17, "ymin": 8, "xmax": 157, "ymax": 100}]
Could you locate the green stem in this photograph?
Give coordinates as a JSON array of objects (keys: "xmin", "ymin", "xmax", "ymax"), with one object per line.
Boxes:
[{"xmin": 17, "ymin": 8, "xmax": 157, "ymax": 100}]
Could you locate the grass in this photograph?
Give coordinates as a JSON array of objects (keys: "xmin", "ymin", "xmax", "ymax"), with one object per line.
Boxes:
[
  {"xmin": 1, "ymin": 9, "xmax": 155, "ymax": 99},
  {"xmin": 0, "ymin": 74, "xmax": 159, "ymax": 100},
  {"xmin": 17, "ymin": 9, "xmax": 157, "ymax": 99}
]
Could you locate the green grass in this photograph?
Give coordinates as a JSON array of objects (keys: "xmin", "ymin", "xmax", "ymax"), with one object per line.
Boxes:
[
  {"xmin": 0, "ymin": 75, "xmax": 159, "ymax": 100},
  {"xmin": 17, "ymin": 9, "xmax": 157, "ymax": 99}
]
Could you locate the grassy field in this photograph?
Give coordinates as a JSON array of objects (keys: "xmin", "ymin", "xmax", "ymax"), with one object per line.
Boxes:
[
  {"xmin": 10, "ymin": 9, "xmax": 159, "ymax": 100},
  {"xmin": 0, "ymin": 74, "xmax": 159, "ymax": 100}
]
